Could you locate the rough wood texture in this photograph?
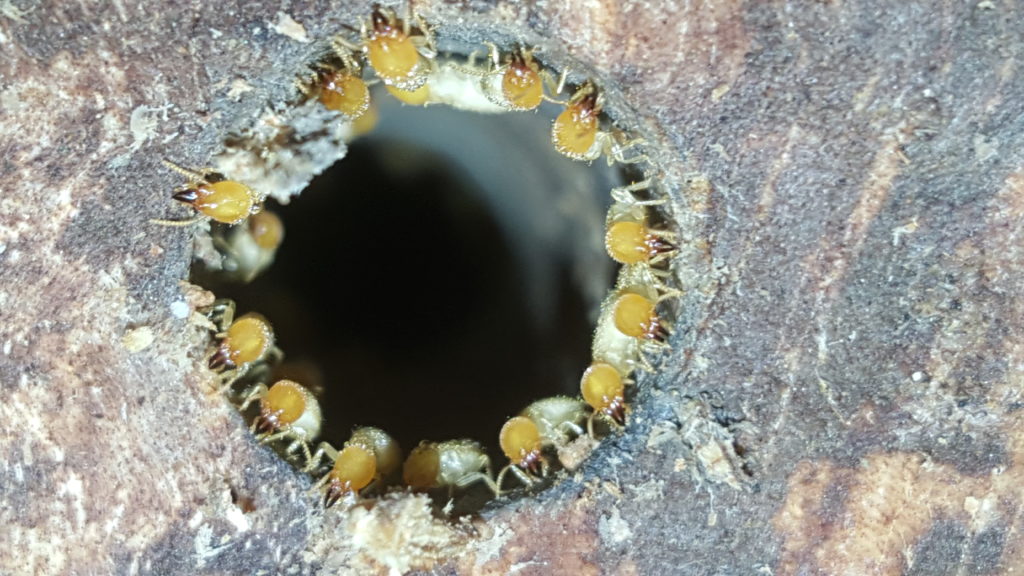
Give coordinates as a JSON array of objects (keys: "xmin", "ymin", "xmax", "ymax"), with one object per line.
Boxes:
[{"xmin": 2, "ymin": 1, "xmax": 1023, "ymax": 574}]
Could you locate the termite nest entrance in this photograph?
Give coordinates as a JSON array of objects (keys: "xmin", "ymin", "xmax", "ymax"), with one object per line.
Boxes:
[
  {"xmin": 170, "ymin": 12, "xmax": 686, "ymax": 512},
  {"xmin": 200, "ymin": 93, "xmax": 628, "ymax": 464}
]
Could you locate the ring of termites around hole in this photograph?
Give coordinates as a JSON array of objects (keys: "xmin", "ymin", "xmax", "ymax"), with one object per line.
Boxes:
[{"xmin": 167, "ymin": 3, "xmax": 712, "ymax": 521}]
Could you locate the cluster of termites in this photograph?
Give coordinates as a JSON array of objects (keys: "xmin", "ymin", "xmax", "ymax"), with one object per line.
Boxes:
[{"xmin": 158, "ymin": 3, "xmax": 682, "ymax": 513}]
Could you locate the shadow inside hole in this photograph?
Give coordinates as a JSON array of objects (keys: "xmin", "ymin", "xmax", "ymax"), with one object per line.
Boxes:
[{"xmin": 206, "ymin": 95, "xmax": 620, "ymax": 466}]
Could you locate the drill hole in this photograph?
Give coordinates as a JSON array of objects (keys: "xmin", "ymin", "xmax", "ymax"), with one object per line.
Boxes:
[{"xmin": 202, "ymin": 92, "xmax": 623, "ymax": 466}]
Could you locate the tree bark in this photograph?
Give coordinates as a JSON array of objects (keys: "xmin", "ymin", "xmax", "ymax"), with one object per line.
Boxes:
[{"xmin": 1, "ymin": 1, "xmax": 1022, "ymax": 574}]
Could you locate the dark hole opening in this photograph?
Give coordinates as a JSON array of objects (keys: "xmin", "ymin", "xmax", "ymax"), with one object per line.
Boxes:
[{"xmin": 203, "ymin": 96, "xmax": 620, "ymax": 464}]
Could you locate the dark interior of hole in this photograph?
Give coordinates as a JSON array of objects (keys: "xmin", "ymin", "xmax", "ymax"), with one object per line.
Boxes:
[{"xmin": 210, "ymin": 139, "xmax": 599, "ymax": 461}]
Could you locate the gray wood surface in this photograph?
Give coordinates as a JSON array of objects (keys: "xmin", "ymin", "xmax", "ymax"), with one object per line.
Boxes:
[{"xmin": 1, "ymin": 1, "xmax": 1021, "ymax": 574}]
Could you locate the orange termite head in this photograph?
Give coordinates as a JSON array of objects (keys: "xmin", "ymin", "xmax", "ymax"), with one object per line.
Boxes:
[
  {"xmin": 552, "ymin": 82, "xmax": 602, "ymax": 159},
  {"xmin": 500, "ymin": 416, "xmax": 544, "ymax": 474},
  {"xmin": 209, "ymin": 313, "xmax": 274, "ymax": 370},
  {"xmin": 402, "ymin": 441, "xmax": 441, "ymax": 489},
  {"xmin": 500, "ymin": 48, "xmax": 543, "ymax": 111},
  {"xmin": 317, "ymin": 68, "xmax": 371, "ymax": 119},
  {"xmin": 171, "ymin": 179, "xmax": 255, "ymax": 225},
  {"xmin": 325, "ymin": 444, "xmax": 377, "ymax": 506},
  {"xmin": 612, "ymin": 292, "xmax": 669, "ymax": 342},
  {"xmin": 256, "ymin": 380, "xmax": 309, "ymax": 434},
  {"xmin": 362, "ymin": 3, "xmax": 426, "ymax": 89},
  {"xmin": 605, "ymin": 221, "xmax": 677, "ymax": 265},
  {"xmin": 580, "ymin": 362, "xmax": 626, "ymax": 425}
]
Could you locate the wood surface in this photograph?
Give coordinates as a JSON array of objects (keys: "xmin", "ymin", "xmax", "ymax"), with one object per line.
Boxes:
[{"xmin": 1, "ymin": 1, "xmax": 1022, "ymax": 574}]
